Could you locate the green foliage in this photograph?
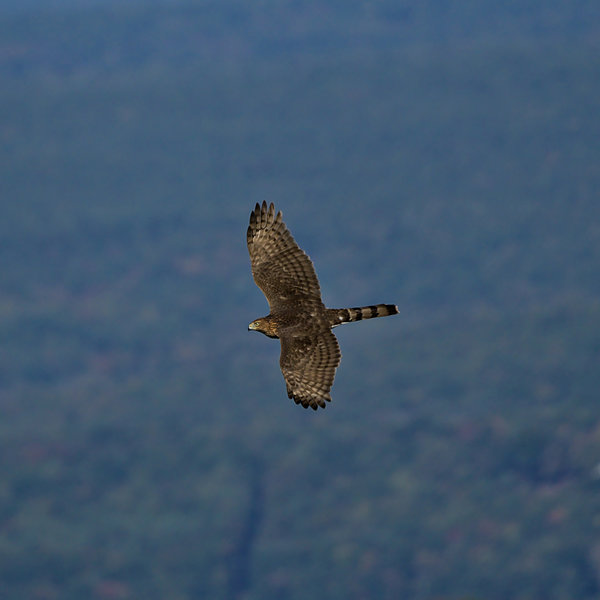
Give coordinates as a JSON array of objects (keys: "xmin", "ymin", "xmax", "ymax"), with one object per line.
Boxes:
[{"xmin": 1, "ymin": 2, "xmax": 600, "ymax": 599}]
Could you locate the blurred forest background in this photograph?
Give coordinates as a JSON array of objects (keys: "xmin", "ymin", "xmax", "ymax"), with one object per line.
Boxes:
[{"xmin": 1, "ymin": 1, "xmax": 600, "ymax": 599}]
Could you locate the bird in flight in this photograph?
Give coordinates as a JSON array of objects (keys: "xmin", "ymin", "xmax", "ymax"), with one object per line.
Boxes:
[{"xmin": 247, "ymin": 201, "xmax": 398, "ymax": 410}]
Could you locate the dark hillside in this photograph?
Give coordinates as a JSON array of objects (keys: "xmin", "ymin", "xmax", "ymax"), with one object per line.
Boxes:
[{"xmin": 1, "ymin": 2, "xmax": 599, "ymax": 599}]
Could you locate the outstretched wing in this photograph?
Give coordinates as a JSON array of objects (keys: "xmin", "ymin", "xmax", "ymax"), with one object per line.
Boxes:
[
  {"xmin": 247, "ymin": 201, "xmax": 323, "ymax": 311},
  {"xmin": 279, "ymin": 330, "xmax": 341, "ymax": 410}
]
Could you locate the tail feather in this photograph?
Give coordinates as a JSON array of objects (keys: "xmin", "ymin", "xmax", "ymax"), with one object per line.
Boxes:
[{"xmin": 329, "ymin": 304, "xmax": 398, "ymax": 326}]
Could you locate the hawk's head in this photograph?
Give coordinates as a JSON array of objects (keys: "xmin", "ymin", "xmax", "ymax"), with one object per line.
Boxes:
[
  {"xmin": 248, "ymin": 317, "xmax": 279, "ymax": 338},
  {"xmin": 248, "ymin": 319, "xmax": 261, "ymax": 331}
]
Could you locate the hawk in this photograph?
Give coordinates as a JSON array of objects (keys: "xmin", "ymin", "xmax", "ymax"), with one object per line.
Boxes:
[{"xmin": 247, "ymin": 201, "xmax": 398, "ymax": 410}]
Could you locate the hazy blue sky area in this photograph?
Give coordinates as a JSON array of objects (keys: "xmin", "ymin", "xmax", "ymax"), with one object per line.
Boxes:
[{"xmin": 1, "ymin": 1, "xmax": 600, "ymax": 599}]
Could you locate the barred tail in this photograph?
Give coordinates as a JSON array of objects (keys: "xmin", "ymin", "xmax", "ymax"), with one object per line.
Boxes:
[{"xmin": 329, "ymin": 304, "xmax": 399, "ymax": 326}]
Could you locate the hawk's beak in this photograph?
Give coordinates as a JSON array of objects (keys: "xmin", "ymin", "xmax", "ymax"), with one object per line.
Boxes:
[{"xmin": 248, "ymin": 322, "xmax": 256, "ymax": 331}]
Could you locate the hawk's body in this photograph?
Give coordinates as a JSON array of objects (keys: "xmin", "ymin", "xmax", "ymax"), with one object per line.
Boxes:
[{"xmin": 247, "ymin": 202, "xmax": 398, "ymax": 410}]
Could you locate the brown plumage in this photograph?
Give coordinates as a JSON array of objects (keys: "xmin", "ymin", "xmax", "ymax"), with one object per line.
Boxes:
[{"xmin": 247, "ymin": 201, "xmax": 398, "ymax": 410}]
